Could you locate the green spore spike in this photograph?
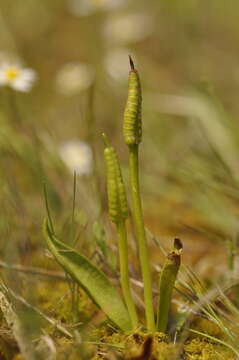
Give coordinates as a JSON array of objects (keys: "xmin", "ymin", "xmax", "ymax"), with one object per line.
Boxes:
[
  {"xmin": 103, "ymin": 134, "xmax": 138, "ymax": 328},
  {"xmin": 103, "ymin": 136, "xmax": 128, "ymax": 223},
  {"xmin": 123, "ymin": 56, "xmax": 142, "ymax": 145},
  {"xmin": 157, "ymin": 238, "xmax": 183, "ymax": 333}
]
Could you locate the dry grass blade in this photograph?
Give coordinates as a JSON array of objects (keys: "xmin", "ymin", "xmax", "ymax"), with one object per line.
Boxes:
[
  {"xmin": 0, "ymin": 284, "xmax": 72, "ymax": 339},
  {"xmin": 0, "ymin": 290, "xmax": 40, "ymax": 360}
]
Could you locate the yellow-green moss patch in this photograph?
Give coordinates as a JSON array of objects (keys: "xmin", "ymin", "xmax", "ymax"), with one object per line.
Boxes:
[{"xmin": 184, "ymin": 338, "xmax": 236, "ymax": 360}]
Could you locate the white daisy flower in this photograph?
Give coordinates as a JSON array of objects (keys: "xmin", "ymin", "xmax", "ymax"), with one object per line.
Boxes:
[
  {"xmin": 0, "ymin": 63, "xmax": 37, "ymax": 92},
  {"xmin": 68, "ymin": 0, "xmax": 125, "ymax": 17},
  {"xmin": 59, "ymin": 140, "xmax": 93, "ymax": 176},
  {"xmin": 55, "ymin": 62, "xmax": 95, "ymax": 96}
]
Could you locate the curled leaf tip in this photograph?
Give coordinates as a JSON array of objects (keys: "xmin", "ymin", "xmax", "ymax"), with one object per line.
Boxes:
[
  {"xmin": 174, "ymin": 238, "xmax": 183, "ymax": 252},
  {"xmin": 128, "ymin": 55, "xmax": 135, "ymax": 71}
]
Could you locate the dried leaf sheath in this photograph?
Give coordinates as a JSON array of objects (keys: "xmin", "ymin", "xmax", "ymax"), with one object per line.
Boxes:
[{"xmin": 157, "ymin": 239, "xmax": 182, "ymax": 333}]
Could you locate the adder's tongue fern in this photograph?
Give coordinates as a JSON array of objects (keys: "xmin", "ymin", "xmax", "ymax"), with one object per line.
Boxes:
[
  {"xmin": 45, "ymin": 57, "xmax": 182, "ymax": 335},
  {"xmin": 124, "ymin": 57, "xmax": 155, "ymax": 332},
  {"xmin": 103, "ymin": 133, "xmax": 138, "ymax": 329}
]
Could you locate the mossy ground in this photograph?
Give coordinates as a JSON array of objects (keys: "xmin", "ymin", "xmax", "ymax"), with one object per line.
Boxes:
[
  {"xmin": 184, "ymin": 338, "xmax": 234, "ymax": 360},
  {"xmin": 91, "ymin": 331, "xmax": 236, "ymax": 360},
  {"xmin": 0, "ymin": 250, "xmax": 237, "ymax": 360},
  {"xmin": 90, "ymin": 321, "xmax": 236, "ymax": 360}
]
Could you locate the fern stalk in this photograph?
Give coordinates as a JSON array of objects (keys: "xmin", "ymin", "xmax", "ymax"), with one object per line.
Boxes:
[
  {"xmin": 117, "ymin": 221, "xmax": 138, "ymax": 329},
  {"xmin": 128, "ymin": 144, "xmax": 155, "ymax": 331}
]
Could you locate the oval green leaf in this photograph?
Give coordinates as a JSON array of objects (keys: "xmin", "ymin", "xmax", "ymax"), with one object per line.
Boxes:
[{"xmin": 43, "ymin": 219, "xmax": 132, "ymax": 332}]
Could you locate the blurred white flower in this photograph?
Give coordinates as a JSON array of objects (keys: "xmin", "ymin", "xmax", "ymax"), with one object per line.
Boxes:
[
  {"xmin": 59, "ymin": 140, "xmax": 93, "ymax": 176},
  {"xmin": 104, "ymin": 48, "xmax": 136, "ymax": 82},
  {"xmin": 68, "ymin": 0, "xmax": 125, "ymax": 16},
  {"xmin": 103, "ymin": 13, "xmax": 154, "ymax": 44},
  {"xmin": 0, "ymin": 63, "xmax": 36, "ymax": 92},
  {"xmin": 55, "ymin": 62, "xmax": 95, "ymax": 96}
]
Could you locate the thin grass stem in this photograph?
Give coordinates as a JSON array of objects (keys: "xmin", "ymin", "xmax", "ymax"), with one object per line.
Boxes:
[{"xmin": 43, "ymin": 183, "xmax": 54, "ymax": 234}]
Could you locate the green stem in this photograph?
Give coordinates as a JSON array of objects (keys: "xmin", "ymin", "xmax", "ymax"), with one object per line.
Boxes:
[
  {"xmin": 157, "ymin": 241, "xmax": 181, "ymax": 333},
  {"xmin": 128, "ymin": 144, "xmax": 155, "ymax": 331},
  {"xmin": 117, "ymin": 221, "xmax": 138, "ymax": 329}
]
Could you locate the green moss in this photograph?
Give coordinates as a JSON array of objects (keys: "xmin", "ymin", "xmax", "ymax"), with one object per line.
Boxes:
[
  {"xmin": 56, "ymin": 337, "xmax": 95, "ymax": 360},
  {"xmin": 32, "ymin": 275, "xmax": 237, "ymax": 360},
  {"xmin": 12, "ymin": 355, "xmax": 25, "ymax": 360},
  {"xmin": 91, "ymin": 327, "xmax": 237, "ymax": 360},
  {"xmin": 36, "ymin": 280, "xmax": 98, "ymax": 330},
  {"xmin": 91, "ymin": 330, "xmax": 177, "ymax": 360},
  {"xmin": 184, "ymin": 338, "xmax": 235, "ymax": 360},
  {"xmin": 125, "ymin": 331, "xmax": 167, "ymax": 347},
  {"xmin": 190, "ymin": 318, "xmax": 224, "ymax": 340},
  {"xmin": 124, "ymin": 332, "xmax": 176, "ymax": 360},
  {"xmin": 90, "ymin": 326, "xmax": 125, "ymax": 359}
]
